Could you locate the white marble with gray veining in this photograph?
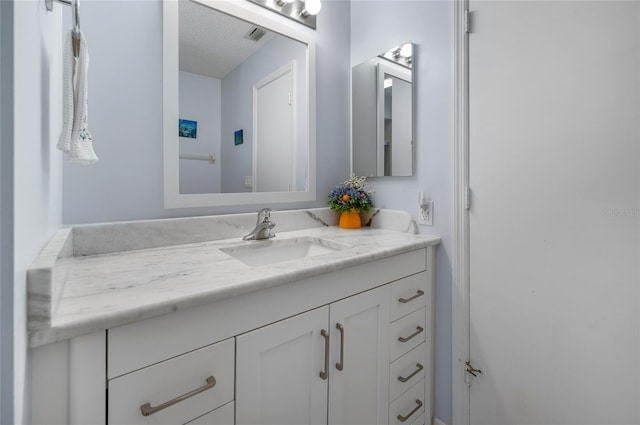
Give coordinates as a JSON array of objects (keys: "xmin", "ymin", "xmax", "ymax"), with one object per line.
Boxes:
[{"xmin": 28, "ymin": 208, "xmax": 440, "ymax": 347}]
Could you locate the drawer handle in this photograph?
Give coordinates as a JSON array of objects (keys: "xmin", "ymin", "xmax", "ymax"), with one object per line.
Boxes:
[
  {"xmin": 397, "ymin": 362, "xmax": 424, "ymax": 383},
  {"xmin": 397, "ymin": 399, "xmax": 423, "ymax": 423},
  {"xmin": 398, "ymin": 326, "xmax": 424, "ymax": 343},
  {"xmin": 336, "ymin": 323, "xmax": 344, "ymax": 371},
  {"xmin": 398, "ymin": 290, "xmax": 424, "ymax": 304},
  {"xmin": 140, "ymin": 375, "xmax": 216, "ymax": 417},
  {"xmin": 320, "ymin": 329, "xmax": 329, "ymax": 380}
]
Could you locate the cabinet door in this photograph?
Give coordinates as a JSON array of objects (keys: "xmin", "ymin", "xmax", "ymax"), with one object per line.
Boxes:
[
  {"xmin": 328, "ymin": 286, "xmax": 390, "ymax": 425},
  {"xmin": 236, "ymin": 306, "xmax": 329, "ymax": 425}
]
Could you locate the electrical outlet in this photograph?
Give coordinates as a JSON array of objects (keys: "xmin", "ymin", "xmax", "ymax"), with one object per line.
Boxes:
[
  {"xmin": 244, "ymin": 176, "xmax": 253, "ymax": 188},
  {"xmin": 418, "ymin": 200, "xmax": 434, "ymax": 226}
]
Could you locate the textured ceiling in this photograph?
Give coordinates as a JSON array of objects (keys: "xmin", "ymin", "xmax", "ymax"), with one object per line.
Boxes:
[{"xmin": 179, "ymin": 0, "xmax": 275, "ymax": 79}]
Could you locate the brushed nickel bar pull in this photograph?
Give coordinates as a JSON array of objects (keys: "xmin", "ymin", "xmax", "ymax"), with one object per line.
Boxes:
[
  {"xmin": 140, "ymin": 376, "xmax": 216, "ymax": 417},
  {"xmin": 397, "ymin": 399, "xmax": 423, "ymax": 422},
  {"xmin": 398, "ymin": 290, "xmax": 424, "ymax": 304},
  {"xmin": 320, "ymin": 329, "xmax": 329, "ymax": 380},
  {"xmin": 398, "ymin": 326, "xmax": 424, "ymax": 343},
  {"xmin": 397, "ymin": 363, "xmax": 424, "ymax": 383},
  {"xmin": 335, "ymin": 323, "xmax": 344, "ymax": 371}
]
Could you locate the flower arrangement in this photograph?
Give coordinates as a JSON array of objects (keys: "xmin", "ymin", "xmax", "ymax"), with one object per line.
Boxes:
[{"xmin": 327, "ymin": 176, "xmax": 374, "ymax": 213}]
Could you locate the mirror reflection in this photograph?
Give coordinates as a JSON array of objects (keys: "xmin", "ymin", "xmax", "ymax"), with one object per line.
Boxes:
[
  {"xmin": 178, "ymin": 0, "xmax": 309, "ymax": 194},
  {"xmin": 352, "ymin": 42, "xmax": 414, "ymax": 177}
]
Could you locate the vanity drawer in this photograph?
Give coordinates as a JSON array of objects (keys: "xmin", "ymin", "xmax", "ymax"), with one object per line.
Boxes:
[
  {"xmin": 108, "ymin": 338, "xmax": 234, "ymax": 425},
  {"xmin": 390, "ymin": 343, "xmax": 427, "ymax": 402},
  {"xmin": 186, "ymin": 401, "xmax": 234, "ymax": 425},
  {"xmin": 389, "ymin": 378, "xmax": 425, "ymax": 425},
  {"xmin": 390, "ymin": 308, "xmax": 426, "ymax": 361},
  {"xmin": 390, "ymin": 272, "xmax": 428, "ymax": 322}
]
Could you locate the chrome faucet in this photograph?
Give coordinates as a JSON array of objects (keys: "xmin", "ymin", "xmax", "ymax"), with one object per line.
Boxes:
[{"xmin": 243, "ymin": 208, "xmax": 276, "ymax": 240}]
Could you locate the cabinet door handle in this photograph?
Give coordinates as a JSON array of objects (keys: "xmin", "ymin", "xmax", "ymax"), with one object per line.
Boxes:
[
  {"xmin": 398, "ymin": 326, "xmax": 424, "ymax": 343},
  {"xmin": 397, "ymin": 362, "xmax": 424, "ymax": 383},
  {"xmin": 140, "ymin": 375, "xmax": 216, "ymax": 416},
  {"xmin": 320, "ymin": 329, "xmax": 329, "ymax": 380},
  {"xmin": 335, "ymin": 323, "xmax": 344, "ymax": 371},
  {"xmin": 397, "ymin": 399, "xmax": 423, "ymax": 422},
  {"xmin": 398, "ymin": 290, "xmax": 424, "ymax": 304}
]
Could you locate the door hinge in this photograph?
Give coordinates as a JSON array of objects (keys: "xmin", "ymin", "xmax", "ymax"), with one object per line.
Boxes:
[
  {"xmin": 464, "ymin": 10, "xmax": 473, "ymax": 34},
  {"xmin": 465, "ymin": 360, "xmax": 482, "ymax": 377},
  {"xmin": 465, "ymin": 186, "xmax": 472, "ymax": 210},
  {"xmin": 288, "ymin": 92, "xmax": 292, "ymax": 106}
]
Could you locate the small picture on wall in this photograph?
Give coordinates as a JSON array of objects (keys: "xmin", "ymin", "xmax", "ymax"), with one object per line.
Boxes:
[
  {"xmin": 234, "ymin": 129, "xmax": 244, "ymax": 146},
  {"xmin": 179, "ymin": 119, "xmax": 198, "ymax": 139}
]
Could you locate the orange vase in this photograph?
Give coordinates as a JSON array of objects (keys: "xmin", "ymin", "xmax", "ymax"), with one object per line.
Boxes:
[{"xmin": 339, "ymin": 209, "xmax": 362, "ymax": 229}]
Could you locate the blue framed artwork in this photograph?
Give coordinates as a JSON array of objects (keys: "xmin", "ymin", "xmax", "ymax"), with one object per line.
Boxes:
[
  {"xmin": 234, "ymin": 129, "xmax": 243, "ymax": 146},
  {"xmin": 179, "ymin": 119, "xmax": 198, "ymax": 139}
]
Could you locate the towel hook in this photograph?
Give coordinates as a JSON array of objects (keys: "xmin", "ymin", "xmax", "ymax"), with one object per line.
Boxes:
[
  {"xmin": 46, "ymin": 0, "xmax": 80, "ymax": 56},
  {"xmin": 45, "ymin": 0, "xmax": 80, "ymax": 34}
]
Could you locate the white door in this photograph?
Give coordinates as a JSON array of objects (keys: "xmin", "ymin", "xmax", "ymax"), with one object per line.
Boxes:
[
  {"xmin": 468, "ymin": 2, "xmax": 639, "ymax": 424},
  {"xmin": 253, "ymin": 64, "xmax": 294, "ymax": 192},
  {"xmin": 236, "ymin": 306, "xmax": 328, "ymax": 425},
  {"xmin": 328, "ymin": 286, "xmax": 390, "ymax": 425}
]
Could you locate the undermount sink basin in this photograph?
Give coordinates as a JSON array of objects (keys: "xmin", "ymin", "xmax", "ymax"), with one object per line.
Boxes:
[{"xmin": 220, "ymin": 237, "xmax": 349, "ymax": 267}]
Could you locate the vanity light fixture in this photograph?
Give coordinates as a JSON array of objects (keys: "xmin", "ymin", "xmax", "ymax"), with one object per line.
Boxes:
[
  {"xmin": 400, "ymin": 43, "xmax": 412, "ymax": 58},
  {"xmin": 380, "ymin": 42, "xmax": 414, "ymax": 70},
  {"xmin": 247, "ymin": 0, "xmax": 321, "ymax": 29},
  {"xmin": 300, "ymin": 0, "xmax": 321, "ymax": 18}
]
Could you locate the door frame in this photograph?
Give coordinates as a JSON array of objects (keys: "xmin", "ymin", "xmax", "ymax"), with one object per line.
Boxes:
[
  {"xmin": 452, "ymin": 0, "xmax": 471, "ymax": 424},
  {"xmin": 252, "ymin": 61, "xmax": 297, "ymax": 192}
]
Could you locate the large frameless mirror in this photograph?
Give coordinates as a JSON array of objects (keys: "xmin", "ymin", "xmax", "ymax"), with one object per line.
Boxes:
[
  {"xmin": 352, "ymin": 42, "xmax": 414, "ymax": 177},
  {"xmin": 163, "ymin": 0, "xmax": 316, "ymax": 208}
]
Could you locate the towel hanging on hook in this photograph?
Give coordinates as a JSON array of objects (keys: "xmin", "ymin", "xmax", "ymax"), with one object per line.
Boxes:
[{"xmin": 46, "ymin": 0, "xmax": 81, "ymax": 56}]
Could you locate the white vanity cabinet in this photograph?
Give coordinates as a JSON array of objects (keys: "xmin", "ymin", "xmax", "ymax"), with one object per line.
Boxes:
[
  {"xmin": 31, "ymin": 246, "xmax": 436, "ymax": 425},
  {"xmin": 236, "ymin": 286, "xmax": 390, "ymax": 425},
  {"xmin": 108, "ymin": 338, "xmax": 235, "ymax": 425}
]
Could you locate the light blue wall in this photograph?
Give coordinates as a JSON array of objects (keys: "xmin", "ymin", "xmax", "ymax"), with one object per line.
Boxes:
[
  {"xmin": 0, "ymin": 2, "xmax": 12, "ymax": 422},
  {"xmin": 179, "ymin": 71, "xmax": 222, "ymax": 194},
  {"xmin": 9, "ymin": 1, "xmax": 64, "ymax": 423},
  {"xmin": 62, "ymin": 0, "xmax": 351, "ymax": 223},
  {"xmin": 351, "ymin": 1, "xmax": 454, "ymax": 423}
]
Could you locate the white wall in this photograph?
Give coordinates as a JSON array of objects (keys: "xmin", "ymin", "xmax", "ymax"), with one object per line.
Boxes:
[
  {"xmin": 63, "ymin": 0, "xmax": 350, "ymax": 223},
  {"xmin": 350, "ymin": 1, "xmax": 454, "ymax": 423},
  {"xmin": 10, "ymin": 1, "xmax": 63, "ymax": 424},
  {"xmin": 178, "ymin": 71, "xmax": 222, "ymax": 194}
]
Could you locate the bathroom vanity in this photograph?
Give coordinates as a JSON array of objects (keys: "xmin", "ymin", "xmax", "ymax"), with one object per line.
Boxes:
[{"xmin": 29, "ymin": 209, "xmax": 439, "ymax": 425}]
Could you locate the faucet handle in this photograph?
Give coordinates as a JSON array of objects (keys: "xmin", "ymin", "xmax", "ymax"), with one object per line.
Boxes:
[{"xmin": 257, "ymin": 208, "xmax": 272, "ymax": 223}]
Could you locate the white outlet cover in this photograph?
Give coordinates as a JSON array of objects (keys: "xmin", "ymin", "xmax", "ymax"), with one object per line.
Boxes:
[{"xmin": 418, "ymin": 200, "xmax": 433, "ymax": 226}]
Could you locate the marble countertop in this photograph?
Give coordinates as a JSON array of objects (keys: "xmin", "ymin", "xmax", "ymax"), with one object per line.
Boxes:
[{"xmin": 28, "ymin": 209, "xmax": 440, "ymax": 347}]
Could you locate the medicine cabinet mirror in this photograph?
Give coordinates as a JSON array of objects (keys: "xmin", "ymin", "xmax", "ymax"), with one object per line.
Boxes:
[
  {"xmin": 352, "ymin": 42, "xmax": 414, "ymax": 177},
  {"xmin": 163, "ymin": 0, "xmax": 316, "ymax": 208}
]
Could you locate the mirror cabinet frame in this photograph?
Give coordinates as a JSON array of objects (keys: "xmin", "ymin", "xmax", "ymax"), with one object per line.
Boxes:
[{"xmin": 163, "ymin": 0, "xmax": 317, "ymax": 208}]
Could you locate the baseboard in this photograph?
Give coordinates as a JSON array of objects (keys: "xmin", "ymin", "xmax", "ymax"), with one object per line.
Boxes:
[{"xmin": 434, "ymin": 418, "xmax": 448, "ymax": 425}]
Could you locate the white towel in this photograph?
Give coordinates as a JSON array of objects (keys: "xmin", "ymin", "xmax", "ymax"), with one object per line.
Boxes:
[{"xmin": 57, "ymin": 30, "xmax": 98, "ymax": 164}]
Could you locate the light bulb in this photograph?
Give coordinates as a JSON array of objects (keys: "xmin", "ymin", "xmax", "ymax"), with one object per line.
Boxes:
[
  {"xmin": 400, "ymin": 43, "xmax": 412, "ymax": 58},
  {"xmin": 304, "ymin": 0, "xmax": 321, "ymax": 15}
]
